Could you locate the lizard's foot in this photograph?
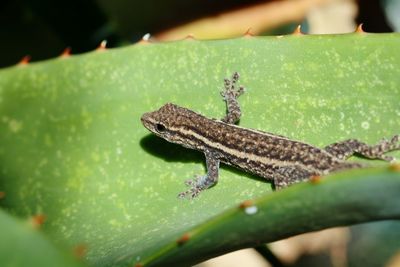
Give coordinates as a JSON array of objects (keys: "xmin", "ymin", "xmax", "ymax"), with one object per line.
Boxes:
[
  {"xmin": 376, "ymin": 134, "xmax": 400, "ymax": 162},
  {"xmin": 178, "ymin": 186, "xmax": 203, "ymax": 199},
  {"xmin": 220, "ymin": 72, "xmax": 245, "ymax": 101},
  {"xmin": 178, "ymin": 174, "xmax": 215, "ymax": 199},
  {"xmin": 184, "ymin": 174, "xmax": 203, "ymax": 186},
  {"xmin": 220, "ymin": 72, "xmax": 245, "ymax": 124}
]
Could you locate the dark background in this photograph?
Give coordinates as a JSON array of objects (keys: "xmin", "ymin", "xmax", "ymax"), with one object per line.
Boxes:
[{"xmin": 0, "ymin": 0, "xmax": 396, "ymax": 68}]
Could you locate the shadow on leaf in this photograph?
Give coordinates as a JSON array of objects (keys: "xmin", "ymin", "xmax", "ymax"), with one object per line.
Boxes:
[{"xmin": 140, "ymin": 134, "xmax": 270, "ymax": 184}]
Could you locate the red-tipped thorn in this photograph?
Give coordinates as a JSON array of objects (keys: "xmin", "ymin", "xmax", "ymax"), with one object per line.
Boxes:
[
  {"xmin": 389, "ymin": 163, "xmax": 400, "ymax": 172},
  {"xmin": 31, "ymin": 214, "xmax": 46, "ymax": 228},
  {"xmin": 0, "ymin": 191, "xmax": 5, "ymax": 199},
  {"xmin": 97, "ymin": 40, "xmax": 107, "ymax": 51},
  {"xmin": 176, "ymin": 233, "xmax": 190, "ymax": 245},
  {"xmin": 60, "ymin": 47, "xmax": 71, "ymax": 58},
  {"xmin": 239, "ymin": 199, "xmax": 254, "ymax": 209},
  {"xmin": 142, "ymin": 33, "xmax": 151, "ymax": 41},
  {"xmin": 292, "ymin": 25, "xmax": 303, "ymax": 35},
  {"xmin": 184, "ymin": 33, "xmax": 195, "ymax": 40},
  {"xmin": 355, "ymin": 23, "xmax": 365, "ymax": 33},
  {"xmin": 309, "ymin": 175, "xmax": 322, "ymax": 184},
  {"xmin": 18, "ymin": 55, "xmax": 31, "ymax": 65},
  {"xmin": 138, "ymin": 33, "xmax": 152, "ymax": 45},
  {"xmin": 244, "ymin": 28, "xmax": 254, "ymax": 37},
  {"xmin": 73, "ymin": 244, "xmax": 87, "ymax": 259}
]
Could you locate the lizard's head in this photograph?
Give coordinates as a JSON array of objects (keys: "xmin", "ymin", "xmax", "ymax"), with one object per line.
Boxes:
[{"xmin": 141, "ymin": 103, "xmax": 201, "ymax": 146}]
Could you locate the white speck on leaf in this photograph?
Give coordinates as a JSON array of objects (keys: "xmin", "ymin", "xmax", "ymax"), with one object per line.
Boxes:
[
  {"xmin": 361, "ymin": 121, "xmax": 370, "ymax": 130},
  {"xmin": 245, "ymin": 205, "xmax": 258, "ymax": 215}
]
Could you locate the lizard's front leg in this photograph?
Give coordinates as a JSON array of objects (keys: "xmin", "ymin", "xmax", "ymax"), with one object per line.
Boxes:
[
  {"xmin": 221, "ymin": 72, "xmax": 245, "ymax": 124},
  {"xmin": 178, "ymin": 150, "xmax": 220, "ymax": 199}
]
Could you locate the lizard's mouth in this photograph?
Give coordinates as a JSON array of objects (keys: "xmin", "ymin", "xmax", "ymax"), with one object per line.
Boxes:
[{"xmin": 140, "ymin": 112, "xmax": 154, "ymax": 132}]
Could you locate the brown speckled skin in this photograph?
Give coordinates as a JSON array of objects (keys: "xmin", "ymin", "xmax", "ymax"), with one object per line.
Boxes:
[{"xmin": 141, "ymin": 73, "xmax": 399, "ymax": 198}]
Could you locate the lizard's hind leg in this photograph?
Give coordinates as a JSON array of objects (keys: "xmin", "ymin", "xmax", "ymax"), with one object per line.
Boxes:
[
  {"xmin": 274, "ymin": 165, "xmax": 315, "ymax": 190},
  {"xmin": 220, "ymin": 72, "xmax": 245, "ymax": 124},
  {"xmin": 324, "ymin": 135, "xmax": 399, "ymax": 162}
]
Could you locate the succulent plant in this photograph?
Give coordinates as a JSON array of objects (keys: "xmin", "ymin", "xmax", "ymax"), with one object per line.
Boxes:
[{"xmin": 0, "ymin": 28, "xmax": 399, "ymax": 267}]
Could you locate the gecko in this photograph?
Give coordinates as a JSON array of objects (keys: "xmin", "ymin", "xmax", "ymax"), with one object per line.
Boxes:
[{"xmin": 141, "ymin": 72, "xmax": 400, "ymax": 199}]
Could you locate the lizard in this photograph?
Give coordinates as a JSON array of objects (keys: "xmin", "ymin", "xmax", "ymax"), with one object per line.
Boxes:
[{"xmin": 141, "ymin": 72, "xmax": 400, "ymax": 199}]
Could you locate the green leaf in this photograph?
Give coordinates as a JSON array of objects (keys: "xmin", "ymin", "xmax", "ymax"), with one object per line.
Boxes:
[
  {"xmin": 142, "ymin": 167, "xmax": 400, "ymax": 267},
  {"xmin": 0, "ymin": 33, "xmax": 399, "ymax": 267},
  {"xmin": 0, "ymin": 209, "xmax": 86, "ymax": 267}
]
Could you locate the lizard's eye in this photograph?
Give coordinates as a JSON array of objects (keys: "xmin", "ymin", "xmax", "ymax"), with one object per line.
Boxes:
[{"xmin": 155, "ymin": 123, "xmax": 166, "ymax": 133}]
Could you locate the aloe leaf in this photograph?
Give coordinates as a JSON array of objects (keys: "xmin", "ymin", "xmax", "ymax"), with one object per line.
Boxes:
[
  {"xmin": 0, "ymin": 209, "xmax": 86, "ymax": 267},
  {"xmin": 0, "ymin": 33, "xmax": 399, "ymax": 267},
  {"xmin": 141, "ymin": 167, "xmax": 400, "ymax": 267}
]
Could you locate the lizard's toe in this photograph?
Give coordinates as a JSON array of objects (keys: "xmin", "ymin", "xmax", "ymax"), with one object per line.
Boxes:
[
  {"xmin": 177, "ymin": 186, "xmax": 202, "ymax": 199},
  {"xmin": 184, "ymin": 174, "xmax": 202, "ymax": 186}
]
